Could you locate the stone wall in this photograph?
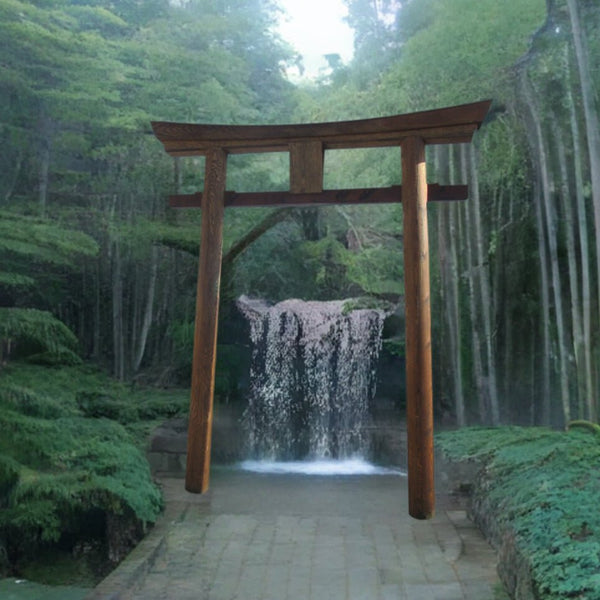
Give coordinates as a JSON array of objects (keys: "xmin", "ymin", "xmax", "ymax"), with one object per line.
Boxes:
[
  {"xmin": 147, "ymin": 402, "xmax": 408, "ymax": 475},
  {"xmin": 440, "ymin": 455, "xmax": 537, "ymax": 600},
  {"xmin": 147, "ymin": 404, "xmax": 245, "ymax": 476}
]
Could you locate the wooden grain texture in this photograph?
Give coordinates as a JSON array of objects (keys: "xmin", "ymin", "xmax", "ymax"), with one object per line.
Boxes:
[
  {"xmin": 151, "ymin": 100, "xmax": 491, "ymax": 156},
  {"xmin": 402, "ymin": 136, "xmax": 435, "ymax": 520},
  {"xmin": 289, "ymin": 141, "xmax": 324, "ymax": 193},
  {"xmin": 168, "ymin": 184, "xmax": 469, "ymax": 208},
  {"xmin": 185, "ymin": 147, "xmax": 227, "ymax": 494}
]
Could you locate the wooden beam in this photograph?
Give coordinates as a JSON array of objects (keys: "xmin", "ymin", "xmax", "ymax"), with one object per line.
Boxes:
[
  {"xmin": 290, "ymin": 141, "xmax": 324, "ymax": 193},
  {"xmin": 168, "ymin": 184, "xmax": 469, "ymax": 209},
  {"xmin": 402, "ymin": 136, "xmax": 435, "ymax": 520},
  {"xmin": 151, "ymin": 100, "xmax": 491, "ymax": 156},
  {"xmin": 185, "ymin": 147, "xmax": 227, "ymax": 494}
]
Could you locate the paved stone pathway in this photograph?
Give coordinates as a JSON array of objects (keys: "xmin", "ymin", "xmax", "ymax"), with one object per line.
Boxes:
[{"xmin": 87, "ymin": 469, "xmax": 499, "ymax": 600}]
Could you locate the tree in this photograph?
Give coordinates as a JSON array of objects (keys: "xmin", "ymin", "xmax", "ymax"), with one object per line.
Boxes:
[{"xmin": 0, "ymin": 210, "xmax": 98, "ymax": 365}]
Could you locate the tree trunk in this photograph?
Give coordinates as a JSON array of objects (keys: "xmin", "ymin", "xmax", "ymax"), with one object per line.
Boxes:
[
  {"xmin": 109, "ymin": 194, "xmax": 125, "ymax": 381},
  {"xmin": 533, "ymin": 174, "xmax": 552, "ymax": 425},
  {"xmin": 130, "ymin": 266, "xmax": 140, "ymax": 369},
  {"xmin": 551, "ymin": 113, "xmax": 584, "ymax": 418},
  {"xmin": 518, "ymin": 72, "xmax": 551, "ymax": 424},
  {"xmin": 93, "ymin": 259, "xmax": 101, "ymax": 360},
  {"xmin": 469, "ymin": 145, "xmax": 499, "ymax": 425},
  {"xmin": 566, "ymin": 0, "xmax": 600, "ymax": 374},
  {"xmin": 448, "ymin": 148, "xmax": 465, "ymax": 426},
  {"xmin": 565, "ymin": 42, "xmax": 596, "ymax": 421},
  {"xmin": 134, "ymin": 245, "xmax": 159, "ymax": 373},
  {"xmin": 437, "ymin": 201, "xmax": 465, "ymax": 426},
  {"xmin": 526, "ymin": 81, "xmax": 571, "ymax": 425},
  {"xmin": 112, "ymin": 235, "xmax": 125, "ymax": 380},
  {"xmin": 4, "ymin": 149, "xmax": 23, "ymax": 203},
  {"xmin": 434, "ymin": 146, "xmax": 465, "ymax": 425},
  {"xmin": 460, "ymin": 145, "xmax": 486, "ymax": 423},
  {"xmin": 38, "ymin": 143, "xmax": 50, "ymax": 216}
]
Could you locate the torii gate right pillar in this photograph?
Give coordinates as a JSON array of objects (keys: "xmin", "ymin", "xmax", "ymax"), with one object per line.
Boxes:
[{"xmin": 402, "ymin": 136, "xmax": 434, "ymax": 519}]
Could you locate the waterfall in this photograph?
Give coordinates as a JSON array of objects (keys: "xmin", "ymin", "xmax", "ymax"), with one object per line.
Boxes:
[{"xmin": 237, "ymin": 296, "xmax": 385, "ymax": 461}]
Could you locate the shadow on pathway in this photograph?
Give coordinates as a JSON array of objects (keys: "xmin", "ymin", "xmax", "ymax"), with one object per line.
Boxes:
[{"xmin": 86, "ymin": 468, "xmax": 499, "ymax": 600}]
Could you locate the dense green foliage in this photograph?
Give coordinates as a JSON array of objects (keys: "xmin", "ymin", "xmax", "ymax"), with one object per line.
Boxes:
[
  {"xmin": 0, "ymin": 308, "xmax": 82, "ymax": 365},
  {"xmin": 0, "ymin": 0, "xmax": 598, "ymax": 418},
  {"xmin": 324, "ymin": 0, "xmax": 600, "ymax": 428},
  {"xmin": 2, "ymin": 0, "xmax": 598, "ymax": 427},
  {"xmin": 0, "ymin": 363, "xmax": 188, "ymax": 578},
  {"xmin": 0, "ymin": 0, "xmax": 297, "ymax": 381},
  {"xmin": 438, "ymin": 427, "xmax": 600, "ymax": 598},
  {"xmin": 1, "ymin": 0, "xmax": 600, "ymax": 590}
]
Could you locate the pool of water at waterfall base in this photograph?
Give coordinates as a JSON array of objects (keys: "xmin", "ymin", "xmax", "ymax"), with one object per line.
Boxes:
[{"xmin": 238, "ymin": 457, "xmax": 406, "ymax": 476}]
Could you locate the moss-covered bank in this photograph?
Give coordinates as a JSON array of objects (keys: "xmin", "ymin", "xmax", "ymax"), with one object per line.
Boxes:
[{"xmin": 437, "ymin": 426, "xmax": 600, "ymax": 599}]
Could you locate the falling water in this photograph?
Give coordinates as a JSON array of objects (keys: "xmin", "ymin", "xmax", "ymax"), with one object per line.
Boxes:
[{"xmin": 237, "ymin": 296, "xmax": 385, "ymax": 462}]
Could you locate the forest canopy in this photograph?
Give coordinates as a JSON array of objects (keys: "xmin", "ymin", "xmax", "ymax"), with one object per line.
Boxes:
[{"xmin": 1, "ymin": 0, "xmax": 599, "ymax": 430}]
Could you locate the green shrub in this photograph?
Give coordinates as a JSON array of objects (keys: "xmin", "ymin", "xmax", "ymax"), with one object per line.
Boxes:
[
  {"xmin": 0, "ymin": 308, "xmax": 82, "ymax": 366},
  {"xmin": 438, "ymin": 427, "xmax": 600, "ymax": 599},
  {"xmin": 0, "ymin": 384, "xmax": 74, "ymax": 419},
  {"xmin": 76, "ymin": 391, "xmax": 139, "ymax": 422},
  {"xmin": 0, "ymin": 455, "xmax": 19, "ymax": 503},
  {"xmin": 0, "ymin": 411, "xmax": 163, "ymax": 566},
  {"xmin": 0, "ymin": 363, "xmax": 183, "ymax": 574}
]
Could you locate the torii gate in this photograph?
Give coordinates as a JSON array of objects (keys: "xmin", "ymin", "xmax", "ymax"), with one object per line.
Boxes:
[{"xmin": 152, "ymin": 99, "xmax": 491, "ymax": 520}]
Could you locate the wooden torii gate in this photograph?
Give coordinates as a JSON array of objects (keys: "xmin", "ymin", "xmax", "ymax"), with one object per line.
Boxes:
[{"xmin": 152, "ymin": 99, "xmax": 491, "ymax": 520}]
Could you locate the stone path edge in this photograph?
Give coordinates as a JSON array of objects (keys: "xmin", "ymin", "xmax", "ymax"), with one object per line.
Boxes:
[{"xmin": 85, "ymin": 510, "xmax": 171, "ymax": 599}]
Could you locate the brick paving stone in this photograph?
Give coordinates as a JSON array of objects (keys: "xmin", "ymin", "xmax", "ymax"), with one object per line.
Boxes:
[
  {"xmin": 311, "ymin": 568, "xmax": 347, "ymax": 600},
  {"xmin": 346, "ymin": 538, "xmax": 377, "ymax": 569},
  {"xmin": 237, "ymin": 564, "xmax": 267, "ymax": 599},
  {"xmin": 347, "ymin": 566, "xmax": 378, "ymax": 598},
  {"xmin": 404, "ymin": 583, "xmax": 439, "ymax": 600},
  {"xmin": 314, "ymin": 541, "xmax": 346, "ymax": 570},
  {"xmin": 87, "ymin": 472, "xmax": 501, "ymax": 600},
  {"xmin": 381, "ymin": 582, "xmax": 407, "ymax": 600},
  {"xmin": 286, "ymin": 566, "xmax": 311, "ymax": 599},
  {"xmin": 433, "ymin": 520, "xmax": 463, "ymax": 562},
  {"xmin": 263, "ymin": 563, "xmax": 290, "ymax": 600},
  {"xmin": 244, "ymin": 540, "xmax": 273, "ymax": 567}
]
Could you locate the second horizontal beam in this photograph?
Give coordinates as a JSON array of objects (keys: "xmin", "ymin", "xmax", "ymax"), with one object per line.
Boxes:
[{"xmin": 169, "ymin": 184, "xmax": 468, "ymax": 208}]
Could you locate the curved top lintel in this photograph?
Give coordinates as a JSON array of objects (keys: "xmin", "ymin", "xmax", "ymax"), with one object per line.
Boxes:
[{"xmin": 152, "ymin": 99, "xmax": 491, "ymax": 156}]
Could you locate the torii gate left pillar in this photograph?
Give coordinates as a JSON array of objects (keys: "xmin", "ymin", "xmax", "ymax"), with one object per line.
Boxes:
[
  {"xmin": 152, "ymin": 99, "xmax": 490, "ymax": 519},
  {"xmin": 185, "ymin": 147, "xmax": 227, "ymax": 492}
]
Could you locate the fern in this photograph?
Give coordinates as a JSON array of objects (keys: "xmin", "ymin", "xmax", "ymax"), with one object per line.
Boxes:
[
  {"xmin": 0, "ymin": 271, "xmax": 34, "ymax": 288},
  {"xmin": 0, "ymin": 384, "xmax": 74, "ymax": 419},
  {"xmin": 0, "ymin": 455, "xmax": 19, "ymax": 501},
  {"xmin": 0, "ymin": 308, "xmax": 81, "ymax": 365},
  {"xmin": 0, "ymin": 412, "xmax": 162, "ymax": 552},
  {"xmin": 0, "ymin": 362, "xmax": 188, "ymax": 568},
  {"xmin": 0, "ymin": 210, "xmax": 98, "ymax": 268}
]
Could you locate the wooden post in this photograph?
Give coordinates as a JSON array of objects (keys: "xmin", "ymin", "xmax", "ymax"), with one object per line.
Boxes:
[
  {"xmin": 289, "ymin": 141, "xmax": 324, "ymax": 193},
  {"xmin": 185, "ymin": 147, "xmax": 227, "ymax": 493},
  {"xmin": 401, "ymin": 136, "xmax": 435, "ymax": 519}
]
